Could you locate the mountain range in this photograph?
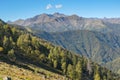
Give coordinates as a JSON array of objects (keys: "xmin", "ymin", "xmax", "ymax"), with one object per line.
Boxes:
[
  {"xmin": 9, "ymin": 13, "xmax": 120, "ymax": 75},
  {"xmin": 10, "ymin": 13, "xmax": 120, "ymax": 34}
]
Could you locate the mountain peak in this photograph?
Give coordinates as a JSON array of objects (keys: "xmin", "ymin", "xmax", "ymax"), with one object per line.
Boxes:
[
  {"xmin": 53, "ymin": 12, "xmax": 66, "ymax": 17},
  {"xmin": 71, "ymin": 14, "xmax": 80, "ymax": 17},
  {"xmin": 68, "ymin": 14, "xmax": 81, "ymax": 19},
  {"xmin": 40, "ymin": 13, "xmax": 50, "ymax": 16}
]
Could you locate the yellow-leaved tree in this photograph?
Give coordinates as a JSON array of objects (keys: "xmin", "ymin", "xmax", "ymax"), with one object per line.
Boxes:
[{"xmin": 0, "ymin": 47, "xmax": 3, "ymax": 52}]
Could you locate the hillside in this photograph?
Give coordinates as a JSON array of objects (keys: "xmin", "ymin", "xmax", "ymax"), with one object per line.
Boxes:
[
  {"xmin": 0, "ymin": 20, "xmax": 120, "ymax": 80},
  {"xmin": 35, "ymin": 30, "xmax": 120, "ymax": 74},
  {"xmin": 0, "ymin": 61, "xmax": 66, "ymax": 80}
]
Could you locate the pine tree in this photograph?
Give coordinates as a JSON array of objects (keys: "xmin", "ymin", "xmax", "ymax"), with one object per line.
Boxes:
[
  {"xmin": 61, "ymin": 62, "xmax": 67, "ymax": 74},
  {"xmin": 94, "ymin": 66, "xmax": 101, "ymax": 80},
  {"xmin": 94, "ymin": 73, "xmax": 101, "ymax": 80},
  {"xmin": 76, "ymin": 61, "xmax": 82, "ymax": 80},
  {"xmin": 67, "ymin": 64, "xmax": 75, "ymax": 79},
  {"xmin": 7, "ymin": 49, "xmax": 16, "ymax": 61},
  {"xmin": 53, "ymin": 60, "xmax": 58, "ymax": 68}
]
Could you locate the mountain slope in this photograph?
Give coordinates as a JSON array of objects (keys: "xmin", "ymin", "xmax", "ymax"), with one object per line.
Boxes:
[
  {"xmin": 1, "ymin": 20, "xmax": 120, "ymax": 80},
  {"xmin": 106, "ymin": 57, "xmax": 120, "ymax": 74},
  {"xmin": 35, "ymin": 30, "xmax": 120, "ymax": 74}
]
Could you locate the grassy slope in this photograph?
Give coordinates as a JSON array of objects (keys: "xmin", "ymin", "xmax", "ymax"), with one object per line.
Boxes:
[{"xmin": 0, "ymin": 61, "xmax": 67, "ymax": 80}]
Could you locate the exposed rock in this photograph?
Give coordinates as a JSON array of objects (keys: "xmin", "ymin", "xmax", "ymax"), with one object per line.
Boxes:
[{"xmin": 3, "ymin": 76, "xmax": 11, "ymax": 80}]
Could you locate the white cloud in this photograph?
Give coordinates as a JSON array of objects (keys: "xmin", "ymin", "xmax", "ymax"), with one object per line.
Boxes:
[
  {"xmin": 55, "ymin": 4, "xmax": 62, "ymax": 9},
  {"xmin": 46, "ymin": 4, "xmax": 53, "ymax": 9},
  {"xmin": 46, "ymin": 4, "xmax": 63, "ymax": 10}
]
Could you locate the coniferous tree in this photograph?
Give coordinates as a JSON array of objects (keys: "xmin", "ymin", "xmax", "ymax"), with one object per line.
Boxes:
[
  {"xmin": 7, "ymin": 49, "xmax": 16, "ymax": 61},
  {"xmin": 76, "ymin": 61, "xmax": 82, "ymax": 80},
  {"xmin": 94, "ymin": 66, "xmax": 101, "ymax": 80},
  {"xmin": 61, "ymin": 62, "xmax": 67, "ymax": 74},
  {"xmin": 53, "ymin": 60, "xmax": 58, "ymax": 68},
  {"xmin": 67, "ymin": 64, "xmax": 76, "ymax": 79}
]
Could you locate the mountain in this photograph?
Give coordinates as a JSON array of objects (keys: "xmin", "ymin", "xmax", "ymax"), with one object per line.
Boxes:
[
  {"xmin": 9, "ymin": 13, "xmax": 106, "ymax": 32},
  {"xmin": 10, "ymin": 13, "xmax": 120, "ymax": 33},
  {"xmin": 1, "ymin": 19, "xmax": 119, "ymax": 80},
  {"xmin": 9, "ymin": 13, "xmax": 120, "ymax": 74},
  {"xmin": 11, "ymin": 13, "xmax": 120, "ymax": 73},
  {"xmin": 9, "ymin": 13, "xmax": 120, "ymax": 73},
  {"xmin": 34, "ymin": 30, "xmax": 120, "ymax": 74}
]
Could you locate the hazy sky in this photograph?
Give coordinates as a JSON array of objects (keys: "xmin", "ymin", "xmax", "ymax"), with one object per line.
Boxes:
[{"xmin": 0, "ymin": 0, "xmax": 120, "ymax": 21}]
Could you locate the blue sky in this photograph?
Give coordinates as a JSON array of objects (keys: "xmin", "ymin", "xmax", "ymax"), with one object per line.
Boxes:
[{"xmin": 0, "ymin": 0, "xmax": 120, "ymax": 21}]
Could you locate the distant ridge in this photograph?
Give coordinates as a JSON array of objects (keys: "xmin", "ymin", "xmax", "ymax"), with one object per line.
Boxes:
[{"xmin": 10, "ymin": 13, "xmax": 120, "ymax": 33}]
